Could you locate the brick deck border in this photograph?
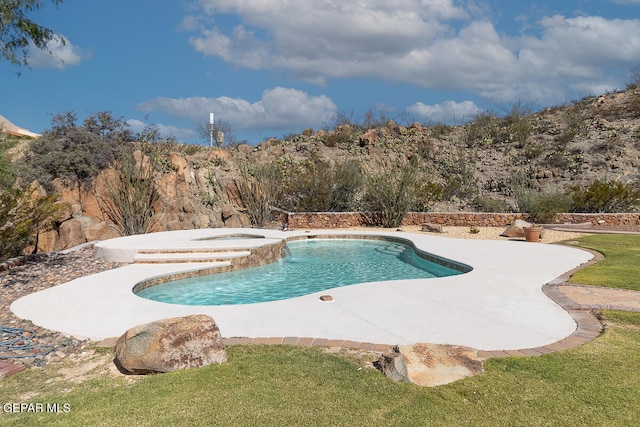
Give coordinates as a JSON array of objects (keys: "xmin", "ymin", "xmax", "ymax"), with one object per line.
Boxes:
[
  {"xmin": 3, "ymin": 239, "xmax": 635, "ymax": 378},
  {"xmin": 88, "ymin": 243, "xmax": 627, "ymax": 362}
]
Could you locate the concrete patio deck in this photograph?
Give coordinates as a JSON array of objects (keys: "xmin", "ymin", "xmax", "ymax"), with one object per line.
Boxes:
[{"xmin": 11, "ymin": 228, "xmax": 594, "ymax": 351}]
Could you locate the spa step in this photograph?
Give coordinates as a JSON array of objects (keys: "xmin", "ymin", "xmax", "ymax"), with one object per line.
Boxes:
[{"xmin": 133, "ymin": 251, "xmax": 251, "ymax": 264}]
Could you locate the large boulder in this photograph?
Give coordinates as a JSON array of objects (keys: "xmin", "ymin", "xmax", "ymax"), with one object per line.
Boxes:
[
  {"xmin": 376, "ymin": 343, "xmax": 484, "ymax": 387},
  {"xmin": 114, "ymin": 315, "xmax": 227, "ymax": 375},
  {"xmin": 56, "ymin": 216, "xmax": 94, "ymax": 250},
  {"xmin": 359, "ymin": 128, "xmax": 379, "ymax": 146},
  {"xmin": 500, "ymin": 219, "xmax": 533, "ymax": 238}
]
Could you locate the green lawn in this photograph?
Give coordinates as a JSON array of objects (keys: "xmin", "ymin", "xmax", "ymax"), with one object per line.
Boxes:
[
  {"xmin": 2, "ymin": 234, "xmax": 640, "ymax": 426},
  {"xmin": 567, "ymin": 234, "xmax": 640, "ymax": 290}
]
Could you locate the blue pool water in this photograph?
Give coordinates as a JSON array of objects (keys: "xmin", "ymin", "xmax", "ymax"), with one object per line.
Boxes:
[{"xmin": 136, "ymin": 239, "xmax": 464, "ymax": 306}]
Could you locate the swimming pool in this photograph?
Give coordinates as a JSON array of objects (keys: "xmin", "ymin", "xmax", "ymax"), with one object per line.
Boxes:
[{"xmin": 135, "ymin": 239, "xmax": 466, "ymax": 305}]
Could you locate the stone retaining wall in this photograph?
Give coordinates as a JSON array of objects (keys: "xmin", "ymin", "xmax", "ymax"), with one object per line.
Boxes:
[{"xmin": 273, "ymin": 209, "xmax": 640, "ymax": 229}]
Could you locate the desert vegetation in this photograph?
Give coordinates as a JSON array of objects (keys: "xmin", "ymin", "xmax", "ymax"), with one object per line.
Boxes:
[
  {"xmin": 1, "ymin": 86, "xmax": 640, "ymax": 258},
  {"xmin": 0, "ymin": 134, "xmax": 65, "ymax": 261}
]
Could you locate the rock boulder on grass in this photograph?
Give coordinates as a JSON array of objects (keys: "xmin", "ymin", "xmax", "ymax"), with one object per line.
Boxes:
[
  {"xmin": 376, "ymin": 343, "xmax": 484, "ymax": 387},
  {"xmin": 114, "ymin": 315, "xmax": 227, "ymax": 375}
]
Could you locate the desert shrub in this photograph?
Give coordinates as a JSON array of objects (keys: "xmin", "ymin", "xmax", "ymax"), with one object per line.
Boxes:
[
  {"xmin": 414, "ymin": 137, "xmax": 435, "ymax": 160},
  {"xmin": 590, "ymin": 134, "xmax": 626, "ymax": 155},
  {"xmin": 512, "ymin": 171, "xmax": 571, "ymax": 222},
  {"xmin": 464, "ymin": 103, "xmax": 534, "ymax": 148},
  {"xmin": 626, "ymin": 66, "xmax": 640, "ymax": 90},
  {"xmin": 429, "ymin": 123, "xmax": 454, "ymax": 140},
  {"xmin": 472, "ymin": 196, "xmax": 510, "ymax": 213},
  {"xmin": 438, "ymin": 145, "xmax": 478, "ymax": 200},
  {"xmin": 530, "ymin": 193, "xmax": 573, "ymax": 223},
  {"xmin": 97, "ymin": 124, "xmax": 182, "ymax": 236},
  {"xmin": 522, "ymin": 138, "xmax": 545, "ymax": 160},
  {"xmin": 0, "ymin": 138, "xmax": 16, "ymax": 187},
  {"xmin": 558, "ymin": 104, "xmax": 590, "ymax": 142},
  {"xmin": 0, "ymin": 187, "xmax": 63, "ymax": 260},
  {"xmin": 413, "ymin": 181, "xmax": 443, "ymax": 212},
  {"xmin": 515, "ymin": 189, "xmax": 572, "ymax": 223},
  {"xmin": 362, "ymin": 109, "xmax": 391, "ymax": 129},
  {"xmin": 361, "ymin": 157, "xmax": 423, "ymax": 228},
  {"xmin": 501, "ymin": 102, "xmax": 535, "ymax": 148},
  {"xmin": 543, "ymin": 142, "xmax": 585, "ymax": 174},
  {"xmin": 277, "ymin": 157, "xmax": 363, "ymax": 212},
  {"xmin": 19, "ymin": 111, "xmax": 132, "ymax": 190},
  {"xmin": 323, "ymin": 126, "xmax": 355, "ymax": 148},
  {"xmin": 99, "ymin": 142, "xmax": 160, "ymax": 236},
  {"xmin": 330, "ymin": 160, "xmax": 363, "ymax": 211},
  {"xmin": 463, "ymin": 111, "xmax": 499, "ymax": 147},
  {"xmin": 235, "ymin": 163, "xmax": 280, "ymax": 227},
  {"xmin": 567, "ymin": 180, "xmax": 640, "ymax": 213},
  {"xmin": 0, "ymin": 141, "xmax": 65, "ymax": 260}
]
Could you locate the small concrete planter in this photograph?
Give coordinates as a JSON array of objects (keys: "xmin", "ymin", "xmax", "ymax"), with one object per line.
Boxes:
[{"xmin": 523, "ymin": 226, "xmax": 543, "ymax": 242}]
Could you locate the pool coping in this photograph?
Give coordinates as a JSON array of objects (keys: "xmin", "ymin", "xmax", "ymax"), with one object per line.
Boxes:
[{"xmin": 11, "ymin": 228, "xmax": 596, "ymax": 353}]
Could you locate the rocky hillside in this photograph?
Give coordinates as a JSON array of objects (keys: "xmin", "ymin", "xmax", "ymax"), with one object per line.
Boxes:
[
  {"xmin": 241, "ymin": 86, "xmax": 640, "ymax": 211},
  {"xmin": 18, "ymin": 86, "xmax": 640, "ymax": 252}
]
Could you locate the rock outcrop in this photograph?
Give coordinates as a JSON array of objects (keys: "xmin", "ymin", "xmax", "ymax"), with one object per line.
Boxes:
[
  {"xmin": 376, "ymin": 343, "xmax": 484, "ymax": 387},
  {"xmin": 32, "ymin": 149, "xmax": 250, "ymax": 253},
  {"xmin": 113, "ymin": 315, "xmax": 227, "ymax": 375}
]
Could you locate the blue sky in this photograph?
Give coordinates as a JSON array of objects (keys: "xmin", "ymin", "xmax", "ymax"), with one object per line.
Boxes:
[{"xmin": 2, "ymin": 0, "xmax": 639, "ymax": 145}]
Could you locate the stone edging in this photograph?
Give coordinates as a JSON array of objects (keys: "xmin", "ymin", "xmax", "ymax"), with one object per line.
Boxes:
[
  {"xmin": 216, "ymin": 244, "xmax": 611, "ymax": 360},
  {"xmin": 273, "ymin": 209, "xmax": 640, "ymax": 229},
  {"xmin": 91, "ymin": 243, "xmax": 621, "ymax": 362},
  {"xmin": 16, "ymin": 238, "xmax": 632, "ymax": 381},
  {"xmin": 214, "ymin": 284, "xmax": 606, "ymax": 361},
  {"xmin": 214, "ymin": 244, "xmax": 618, "ymax": 359}
]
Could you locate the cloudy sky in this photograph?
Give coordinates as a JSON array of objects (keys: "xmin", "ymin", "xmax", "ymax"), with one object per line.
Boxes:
[{"xmin": 2, "ymin": 0, "xmax": 639, "ymax": 144}]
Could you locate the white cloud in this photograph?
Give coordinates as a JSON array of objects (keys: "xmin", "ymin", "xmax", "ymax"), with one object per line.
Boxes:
[
  {"xmin": 186, "ymin": 1, "xmax": 640, "ymax": 104},
  {"xmin": 189, "ymin": 0, "xmax": 465, "ymax": 79},
  {"xmin": 28, "ymin": 36, "xmax": 89, "ymax": 69},
  {"xmin": 126, "ymin": 119, "xmax": 196, "ymax": 141},
  {"xmin": 407, "ymin": 100, "xmax": 481, "ymax": 124},
  {"xmin": 136, "ymin": 87, "xmax": 337, "ymax": 131}
]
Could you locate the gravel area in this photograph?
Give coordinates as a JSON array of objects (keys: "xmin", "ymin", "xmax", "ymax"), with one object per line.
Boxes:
[
  {"xmin": 0, "ymin": 249, "xmax": 125, "ymax": 368},
  {"xmin": 0, "ymin": 225, "xmax": 623, "ymax": 370}
]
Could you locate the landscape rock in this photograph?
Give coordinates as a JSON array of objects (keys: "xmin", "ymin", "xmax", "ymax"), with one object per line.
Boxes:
[
  {"xmin": 35, "ymin": 229, "xmax": 59, "ymax": 253},
  {"xmin": 500, "ymin": 219, "xmax": 533, "ymax": 238},
  {"xmin": 224, "ymin": 212, "xmax": 249, "ymax": 228},
  {"xmin": 421, "ymin": 223, "xmax": 444, "ymax": 233},
  {"xmin": 359, "ymin": 129, "xmax": 378, "ymax": 146},
  {"xmin": 221, "ymin": 203, "xmax": 236, "ymax": 221},
  {"xmin": 376, "ymin": 343, "xmax": 484, "ymax": 387},
  {"xmin": 57, "ymin": 217, "xmax": 93, "ymax": 250},
  {"xmin": 114, "ymin": 315, "xmax": 227, "ymax": 375},
  {"xmin": 84, "ymin": 221, "xmax": 120, "ymax": 242}
]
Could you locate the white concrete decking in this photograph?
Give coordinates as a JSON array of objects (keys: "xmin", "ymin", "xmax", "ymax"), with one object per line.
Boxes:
[{"xmin": 11, "ymin": 228, "xmax": 594, "ymax": 351}]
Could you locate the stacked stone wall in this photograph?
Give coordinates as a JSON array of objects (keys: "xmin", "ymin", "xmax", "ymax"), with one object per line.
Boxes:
[{"xmin": 274, "ymin": 209, "xmax": 640, "ymax": 229}]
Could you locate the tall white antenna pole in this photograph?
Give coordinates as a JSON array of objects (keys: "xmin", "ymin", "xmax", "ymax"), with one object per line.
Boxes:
[{"xmin": 209, "ymin": 113, "xmax": 214, "ymax": 148}]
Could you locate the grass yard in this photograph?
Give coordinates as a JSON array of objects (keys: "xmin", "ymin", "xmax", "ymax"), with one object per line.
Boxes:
[
  {"xmin": 567, "ymin": 234, "xmax": 640, "ymax": 290},
  {"xmin": 2, "ymin": 320, "xmax": 640, "ymax": 426},
  {"xmin": 2, "ymin": 234, "xmax": 640, "ymax": 426}
]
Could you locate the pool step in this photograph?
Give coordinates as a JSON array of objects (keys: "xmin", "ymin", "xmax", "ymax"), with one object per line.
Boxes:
[{"xmin": 133, "ymin": 250, "xmax": 251, "ymax": 264}]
